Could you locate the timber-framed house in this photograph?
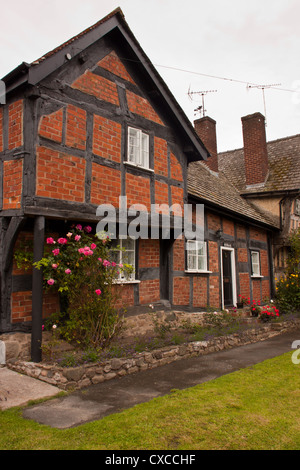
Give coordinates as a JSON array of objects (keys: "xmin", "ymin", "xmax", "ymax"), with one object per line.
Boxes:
[{"xmin": 0, "ymin": 8, "xmax": 278, "ymax": 356}]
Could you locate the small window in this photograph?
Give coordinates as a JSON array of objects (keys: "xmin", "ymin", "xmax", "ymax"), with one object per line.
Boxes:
[
  {"xmin": 187, "ymin": 240, "xmax": 208, "ymax": 272},
  {"xmin": 110, "ymin": 237, "xmax": 136, "ymax": 281},
  {"xmin": 128, "ymin": 127, "xmax": 149, "ymax": 169},
  {"xmin": 251, "ymin": 250, "xmax": 261, "ymax": 276}
]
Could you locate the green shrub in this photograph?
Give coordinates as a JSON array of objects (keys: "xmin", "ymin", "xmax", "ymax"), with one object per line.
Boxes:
[
  {"xmin": 276, "ymin": 228, "xmax": 300, "ymax": 312},
  {"xmin": 32, "ymin": 225, "xmax": 133, "ymax": 349}
]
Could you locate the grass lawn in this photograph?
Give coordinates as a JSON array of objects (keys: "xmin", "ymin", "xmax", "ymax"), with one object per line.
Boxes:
[{"xmin": 0, "ymin": 351, "xmax": 300, "ymax": 450}]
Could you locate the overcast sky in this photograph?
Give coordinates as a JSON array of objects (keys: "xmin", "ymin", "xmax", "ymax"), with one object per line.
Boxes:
[{"xmin": 1, "ymin": 0, "xmax": 300, "ymax": 151}]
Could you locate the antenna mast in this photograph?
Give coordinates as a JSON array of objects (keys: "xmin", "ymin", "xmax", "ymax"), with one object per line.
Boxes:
[
  {"xmin": 247, "ymin": 83, "xmax": 281, "ymax": 126},
  {"xmin": 188, "ymin": 88, "xmax": 217, "ymax": 118}
]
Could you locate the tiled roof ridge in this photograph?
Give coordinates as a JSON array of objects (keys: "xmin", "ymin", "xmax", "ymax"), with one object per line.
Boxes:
[
  {"xmin": 218, "ymin": 132, "xmax": 300, "ymax": 157},
  {"xmin": 31, "ymin": 7, "xmax": 124, "ymax": 66}
]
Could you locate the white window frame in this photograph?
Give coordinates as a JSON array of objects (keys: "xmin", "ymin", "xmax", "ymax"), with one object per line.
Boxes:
[
  {"xmin": 251, "ymin": 250, "xmax": 261, "ymax": 277},
  {"xmin": 110, "ymin": 237, "xmax": 136, "ymax": 281},
  {"xmin": 186, "ymin": 240, "xmax": 209, "ymax": 273},
  {"xmin": 127, "ymin": 127, "xmax": 149, "ymax": 169}
]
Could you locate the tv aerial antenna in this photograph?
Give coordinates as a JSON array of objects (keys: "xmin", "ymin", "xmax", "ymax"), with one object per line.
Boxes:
[
  {"xmin": 188, "ymin": 87, "xmax": 217, "ymax": 118},
  {"xmin": 247, "ymin": 83, "xmax": 281, "ymax": 126}
]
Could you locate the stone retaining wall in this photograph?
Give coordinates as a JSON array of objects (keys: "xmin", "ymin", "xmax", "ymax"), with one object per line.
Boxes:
[{"xmin": 6, "ymin": 319, "xmax": 300, "ymax": 391}]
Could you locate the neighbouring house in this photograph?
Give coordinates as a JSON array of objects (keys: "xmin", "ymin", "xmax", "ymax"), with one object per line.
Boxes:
[
  {"xmin": 0, "ymin": 8, "xmax": 278, "ymax": 346},
  {"xmin": 188, "ymin": 116, "xmax": 278, "ymax": 310},
  {"xmin": 218, "ymin": 112, "xmax": 300, "ymax": 280}
]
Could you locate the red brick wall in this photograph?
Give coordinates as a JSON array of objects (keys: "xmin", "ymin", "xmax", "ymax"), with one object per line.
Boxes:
[
  {"xmin": 36, "ymin": 146, "xmax": 85, "ymax": 202},
  {"xmin": 93, "ymin": 115, "xmax": 121, "ymax": 162},
  {"xmin": 126, "ymin": 173, "xmax": 151, "ymax": 210},
  {"xmin": 38, "ymin": 108, "xmax": 63, "ymax": 143},
  {"xmin": 194, "ymin": 116, "xmax": 218, "ymax": 172},
  {"xmin": 91, "ymin": 163, "xmax": 121, "ymax": 207},
  {"xmin": 139, "ymin": 239, "xmax": 160, "ymax": 268},
  {"xmin": 242, "ymin": 113, "xmax": 268, "ymax": 186},
  {"xmin": 98, "ymin": 51, "xmax": 135, "ymax": 84},
  {"xmin": 11, "ymin": 291, "xmax": 60, "ymax": 324},
  {"xmin": 193, "ymin": 277, "xmax": 207, "ymax": 307},
  {"xmin": 236, "ymin": 224, "xmax": 246, "ymax": 239},
  {"xmin": 170, "ymin": 153, "xmax": 183, "ymax": 181},
  {"xmin": 207, "ymin": 212, "xmax": 221, "ymax": 231},
  {"xmin": 71, "ymin": 70, "xmax": 119, "ymax": 105},
  {"xmin": 2, "ymin": 159, "xmax": 23, "ymax": 209},
  {"xmin": 113, "ymin": 284, "xmax": 135, "ymax": 310},
  {"xmin": 126, "ymin": 90, "xmax": 164, "ymax": 125},
  {"xmin": 173, "ymin": 277, "xmax": 190, "ymax": 305},
  {"xmin": 155, "ymin": 180, "xmax": 169, "ymax": 213},
  {"xmin": 262, "ymin": 279, "xmax": 270, "ymax": 299},
  {"xmin": 173, "ymin": 238, "xmax": 185, "ymax": 271},
  {"xmin": 208, "ymin": 241, "xmax": 219, "ymax": 272},
  {"xmin": 260, "ymin": 250, "xmax": 269, "ymax": 277},
  {"xmin": 238, "ymin": 248, "xmax": 248, "ymax": 263},
  {"xmin": 209, "ymin": 276, "xmax": 220, "ymax": 308},
  {"xmin": 154, "ymin": 137, "xmax": 168, "ymax": 176},
  {"xmin": 223, "ymin": 219, "xmax": 234, "ymax": 236},
  {"xmin": 8, "ymin": 100, "xmax": 23, "ymax": 149},
  {"xmin": 252, "ymin": 279, "xmax": 261, "ymax": 301},
  {"xmin": 139, "ymin": 280, "xmax": 160, "ymax": 304},
  {"xmin": 66, "ymin": 105, "xmax": 86, "ymax": 150},
  {"xmin": 239, "ymin": 273, "xmax": 251, "ymax": 299},
  {"xmin": 249, "ymin": 227, "xmax": 267, "ymax": 242}
]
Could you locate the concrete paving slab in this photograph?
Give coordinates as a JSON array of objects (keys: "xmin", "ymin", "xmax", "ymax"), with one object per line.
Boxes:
[
  {"xmin": 22, "ymin": 329, "xmax": 300, "ymax": 429},
  {"xmin": 0, "ymin": 367, "xmax": 61, "ymax": 410}
]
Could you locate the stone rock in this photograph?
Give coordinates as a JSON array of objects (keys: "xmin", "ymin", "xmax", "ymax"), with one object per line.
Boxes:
[
  {"xmin": 5, "ymin": 341, "xmax": 20, "ymax": 360},
  {"xmin": 63, "ymin": 366, "xmax": 85, "ymax": 381}
]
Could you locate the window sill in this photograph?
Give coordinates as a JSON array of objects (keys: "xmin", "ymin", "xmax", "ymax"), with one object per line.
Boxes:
[
  {"xmin": 124, "ymin": 161, "xmax": 154, "ymax": 173},
  {"xmin": 185, "ymin": 270, "xmax": 212, "ymax": 274},
  {"xmin": 251, "ymin": 275, "xmax": 263, "ymax": 279},
  {"xmin": 113, "ymin": 279, "xmax": 141, "ymax": 285}
]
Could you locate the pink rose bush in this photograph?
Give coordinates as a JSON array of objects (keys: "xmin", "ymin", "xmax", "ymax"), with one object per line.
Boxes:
[{"xmin": 34, "ymin": 225, "xmax": 134, "ymax": 348}]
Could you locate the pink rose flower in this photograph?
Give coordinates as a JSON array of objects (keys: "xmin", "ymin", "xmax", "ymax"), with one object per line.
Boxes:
[
  {"xmin": 75, "ymin": 235, "xmax": 81, "ymax": 241},
  {"xmin": 58, "ymin": 238, "xmax": 68, "ymax": 244},
  {"xmin": 95, "ymin": 289, "xmax": 102, "ymax": 295},
  {"xmin": 52, "ymin": 249, "xmax": 60, "ymax": 256},
  {"xmin": 76, "ymin": 224, "xmax": 82, "ymax": 230},
  {"xmin": 52, "ymin": 264, "xmax": 58, "ymax": 269},
  {"xmin": 47, "ymin": 279, "xmax": 55, "ymax": 285},
  {"xmin": 65, "ymin": 269, "xmax": 71, "ymax": 274},
  {"xmin": 47, "ymin": 237, "xmax": 55, "ymax": 244},
  {"xmin": 91, "ymin": 243, "xmax": 96, "ymax": 250},
  {"xmin": 84, "ymin": 226, "xmax": 92, "ymax": 233}
]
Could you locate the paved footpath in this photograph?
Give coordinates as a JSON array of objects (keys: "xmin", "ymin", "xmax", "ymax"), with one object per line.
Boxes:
[{"xmin": 1, "ymin": 329, "xmax": 300, "ymax": 429}]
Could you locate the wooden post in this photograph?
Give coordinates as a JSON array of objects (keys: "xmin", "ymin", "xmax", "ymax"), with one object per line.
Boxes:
[{"xmin": 31, "ymin": 216, "xmax": 45, "ymax": 362}]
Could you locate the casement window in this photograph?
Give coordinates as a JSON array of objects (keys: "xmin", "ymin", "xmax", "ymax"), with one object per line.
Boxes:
[
  {"xmin": 128, "ymin": 127, "xmax": 149, "ymax": 169},
  {"xmin": 250, "ymin": 250, "xmax": 261, "ymax": 277},
  {"xmin": 110, "ymin": 237, "xmax": 136, "ymax": 281},
  {"xmin": 186, "ymin": 240, "xmax": 208, "ymax": 272}
]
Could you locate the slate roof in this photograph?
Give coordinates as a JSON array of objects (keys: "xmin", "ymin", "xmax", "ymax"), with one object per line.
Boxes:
[
  {"xmin": 188, "ymin": 161, "xmax": 280, "ymax": 228},
  {"xmin": 218, "ymin": 133, "xmax": 300, "ymax": 194}
]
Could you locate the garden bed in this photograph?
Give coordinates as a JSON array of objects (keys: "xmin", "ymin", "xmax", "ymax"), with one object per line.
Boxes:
[{"xmin": 5, "ymin": 311, "xmax": 300, "ymax": 391}]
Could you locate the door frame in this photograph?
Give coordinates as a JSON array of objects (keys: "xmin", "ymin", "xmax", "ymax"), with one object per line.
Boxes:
[{"xmin": 220, "ymin": 247, "xmax": 237, "ymax": 310}]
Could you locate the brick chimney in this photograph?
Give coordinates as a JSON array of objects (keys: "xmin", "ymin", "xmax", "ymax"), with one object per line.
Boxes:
[
  {"xmin": 194, "ymin": 116, "xmax": 218, "ymax": 172},
  {"xmin": 241, "ymin": 112, "xmax": 269, "ymax": 186}
]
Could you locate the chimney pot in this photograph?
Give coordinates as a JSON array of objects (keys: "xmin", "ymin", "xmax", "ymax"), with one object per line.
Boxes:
[
  {"xmin": 194, "ymin": 116, "xmax": 218, "ymax": 172},
  {"xmin": 241, "ymin": 112, "xmax": 268, "ymax": 186}
]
